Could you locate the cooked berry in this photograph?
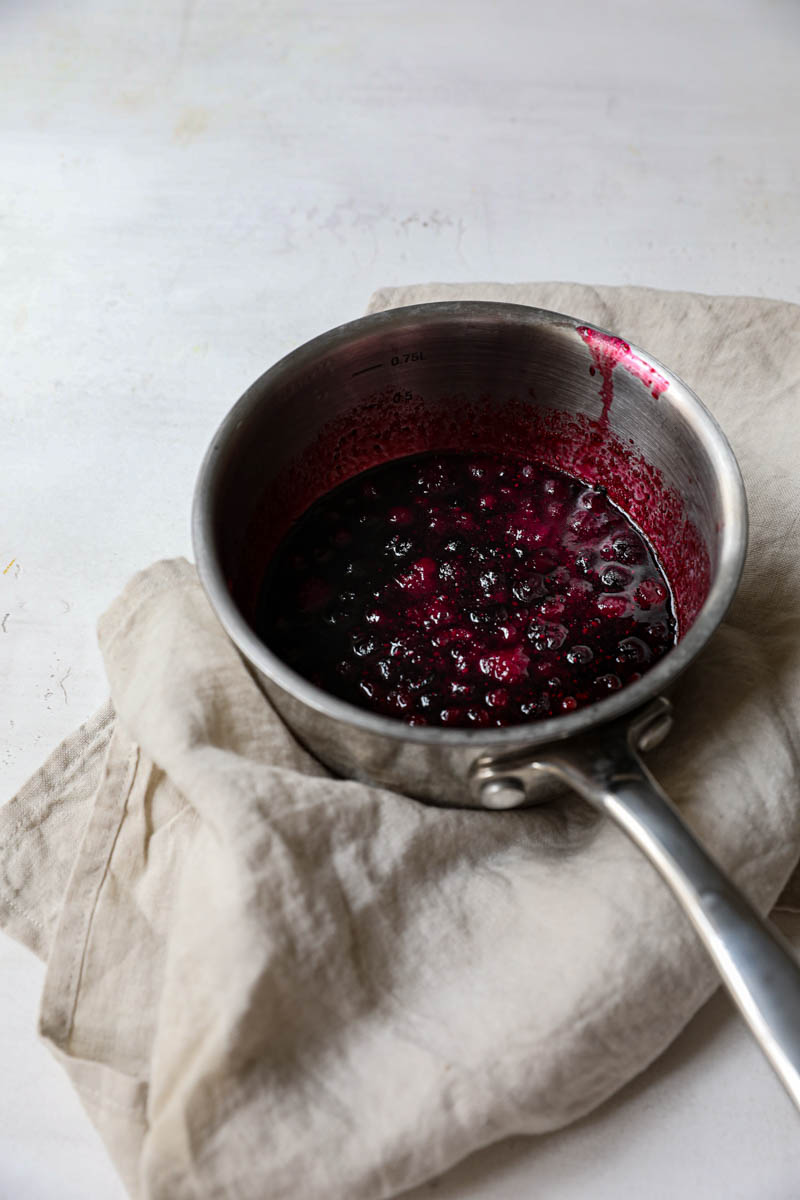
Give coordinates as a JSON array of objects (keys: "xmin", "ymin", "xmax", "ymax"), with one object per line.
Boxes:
[
  {"xmin": 567, "ymin": 644, "xmax": 594, "ymax": 665},
  {"xmin": 595, "ymin": 673, "xmax": 622, "ymax": 692},
  {"xmin": 646, "ymin": 620, "xmax": 669, "ymax": 641},
  {"xmin": 478, "ymin": 569, "xmax": 509, "ymax": 602},
  {"xmin": 479, "ymin": 645, "xmax": 531, "ymax": 682},
  {"xmin": 610, "ymin": 535, "xmax": 644, "ymax": 565},
  {"xmin": 545, "ymin": 566, "xmax": 571, "ymax": 591},
  {"xmin": 468, "ymin": 708, "xmax": 492, "ymax": 726},
  {"xmin": 351, "ymin": 634, "xmax": 376, "ymax": 657},
  {"xmin": 596, "ymin": 594, "xmax": 632, "ymax": 619},
  {"xmin": 386, "ymin": 686, "xmax": 413, "ymax": 713},
  {"xmin": 257, "ymin": 452, "xmax": 676, "ymax": 727},
  {"xmin": 396, "ymin": 558, "xmax": 437, "ymax": 594},
  {"xmin": 599, "ymin": 565, "xmax": 631, "ymax": 592},
  {"xmin": 386, "ymin": 534, "xmax": 413, "ymax": 558},
  {"xmin": 527, "ymin": 622, "xmax": 568, "ymax": 651},
  {"xmin": 538, "ymin": 595, "xmax": 566, "ymax": 620},
  {"xmin": 512, "ymin": 572, "xmax": 546, "ymax": 603},
  {"xmin": 616, "ymin": 636, "xmax": 650, "ymax": 663},
  {"xmin": 636, "ymin": 578, "xmax": 668, "ymax": 608}
]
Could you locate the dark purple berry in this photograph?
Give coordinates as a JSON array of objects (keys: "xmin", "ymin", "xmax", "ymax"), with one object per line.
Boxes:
[{"xmin": 599, "ymin": 565, "xmax": 632, "ymax": 592}]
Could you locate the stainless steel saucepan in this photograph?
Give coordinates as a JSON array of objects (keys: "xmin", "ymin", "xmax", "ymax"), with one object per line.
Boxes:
[{"xmin": 192, "ymin": 301, "xmax": 800, "ymax": 1107}]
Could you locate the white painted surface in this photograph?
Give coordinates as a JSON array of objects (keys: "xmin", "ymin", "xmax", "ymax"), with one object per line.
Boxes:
[{"xmin": 1, "ymin": 0, "xmax": 800, "ymax": 1195}]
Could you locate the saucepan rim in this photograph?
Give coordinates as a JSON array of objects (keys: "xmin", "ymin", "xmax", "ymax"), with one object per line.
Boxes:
[{"xmin": 192, "ymin": 300, "xmax": 748, "ymax": 749}]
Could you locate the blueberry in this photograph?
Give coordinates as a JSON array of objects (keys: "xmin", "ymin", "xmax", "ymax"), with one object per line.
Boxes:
[
  {"xmin": 497, "ymin": 619, "xmax": 523, "ymax": 644},
  {"xmin": 595, "ymin": 594, "xmax": 632, "ymax": 619},
  {"xmin": 438, "ymin": 560, "xmax": 464, "ymax": 587},
  {"xmin": 646, "ymin": 621, "xmax": 669, "ymax": 642},
  {"xmin": 538, "ymin": 595, "xmax": 566, "ymax": 620},
  {"xmin": 567, "ymin": 644, "xmax": 593, "ymax": 665},
  {"xmin": 527, "ymin": 622, "xmax": 567, "ymax": 651},
  {"xmin": 386, "ymin": 534, "xmax": 413, "ymax": 558},
  {"xmin": 396, "ymin": 557, "xmax": 437, "ymax": 595},
  {"xmin": 417, "ymin": 461, "xmax": 452, "ymax": 494},
  {"xmin": 616, "ymin": 637, "xmax": 650, "ymax": 664},
  {"xmin": 454, "ymin": 510, "xmax": 477, "ymax": 532},
  {"xmin": 595, "ymin": 673, "xmax": 622, "ymax": 692},
  {"xmin": 611, "ymin": 535, "xmax": 644, "ymax": 565},
  {"xmin": 351, "ymin": 634, "xmax": 376, "ymax": 658},
  {"xmin": 512, "ymin": 573, "xmax": 545, "ymax": 603},
  {"xmin": 636, "ymin": 578, "xmax": 668, "ymax": 608},
  {"xmin": 466, "ymin": 708, "xmax": 490, "ymax": 726},
  {"xmin": 599, "ymin": 565, "xmax": 631, "ymax": 592},
  {"xmin": 479, "ymin": 569, "xmax": 509, "ymax": 602},
  {"xmin": 546, "ymin": 566, "xmax": 571, "ymax": 590},
  {"xmin": 468, "ymin": 605, "xmax": 508, "ymax": 632},
  {"xmin": 570, "ymin": 511, "xmax": 609, "ymax": 540},
  {"xmin": 386, "ymin": 687, "xmax": 413, "ymax": 712},
  {"xmin": 521, "ymin": 692, "xmax": 551, "ymax": 717}
]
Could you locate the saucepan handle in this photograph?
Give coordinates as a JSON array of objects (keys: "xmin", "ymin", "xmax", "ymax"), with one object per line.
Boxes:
[{"xmin": 470, "ymin": 698, "xmax": 800, "ymax": 1111}]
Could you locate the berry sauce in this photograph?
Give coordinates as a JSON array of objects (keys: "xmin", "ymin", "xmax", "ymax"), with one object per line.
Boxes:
[{"xmin": 256, "ymin": 452, "xmax": 676, "ymax": 728}]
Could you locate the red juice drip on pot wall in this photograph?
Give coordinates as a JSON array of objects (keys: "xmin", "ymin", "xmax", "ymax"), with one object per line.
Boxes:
[{"xmin": 577, "ymin": 326, "xmax": 670, "ymax": 425}]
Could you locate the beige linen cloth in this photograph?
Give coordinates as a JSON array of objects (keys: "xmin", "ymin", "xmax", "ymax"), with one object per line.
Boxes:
[{"xmin": 3, "ymin": 283, "xmax": 800, "ymax": 1200}]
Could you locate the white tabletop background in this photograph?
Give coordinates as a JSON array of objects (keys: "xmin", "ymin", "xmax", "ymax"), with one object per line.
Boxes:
[{"xmin": 2, "ymin": 0, "xmax": 800, "ymax": 1196}]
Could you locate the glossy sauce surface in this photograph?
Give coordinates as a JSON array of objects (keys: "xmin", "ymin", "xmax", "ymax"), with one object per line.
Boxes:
[{"xmin": 256, "ymin": 452, "xmax": 676, "ymax": 727}]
